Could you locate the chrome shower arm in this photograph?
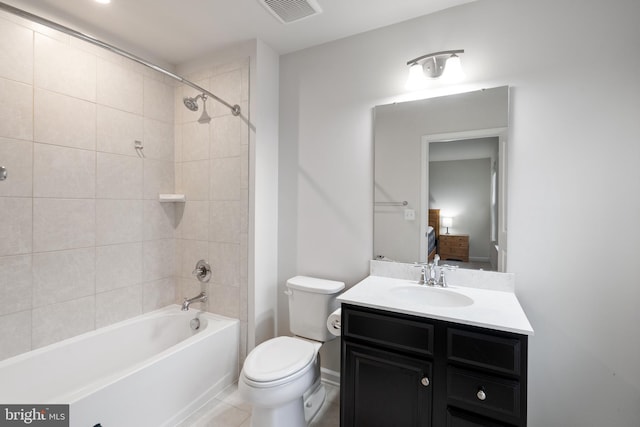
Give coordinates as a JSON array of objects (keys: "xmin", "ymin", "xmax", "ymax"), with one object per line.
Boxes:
[{"xmin": 0, "ymin": 1, "xmax": 241, "ymax": 117}]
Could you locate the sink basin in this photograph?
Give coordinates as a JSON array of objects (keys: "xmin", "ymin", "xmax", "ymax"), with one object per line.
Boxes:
[{"xmin": 387, "ymin": 285, "xmax": 474, "ymax": 308}]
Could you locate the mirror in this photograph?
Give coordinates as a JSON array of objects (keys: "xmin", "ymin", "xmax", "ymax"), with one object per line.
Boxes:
[{"xmin": 373, "ymin": 86, "xmax": 509, "ymax": 271}]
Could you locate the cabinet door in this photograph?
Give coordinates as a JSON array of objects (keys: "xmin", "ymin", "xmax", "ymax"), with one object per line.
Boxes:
[{"xmin": 342, "ymin": 341, "xmax": 432, "ymax": 427}]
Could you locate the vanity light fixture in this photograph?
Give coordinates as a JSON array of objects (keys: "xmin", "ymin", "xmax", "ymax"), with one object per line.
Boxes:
[
  {"xmin": 442, "ymin": 217, "xmax": 453, "ymax": 234},
  {"xmin": 406, "ymin": 49, "xmax": 465, "ymax": 89}
]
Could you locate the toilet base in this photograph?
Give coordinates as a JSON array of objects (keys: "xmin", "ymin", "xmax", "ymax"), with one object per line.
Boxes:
[
  {"xmin": 251, "ymin": 397, "xmax": 306, "ymax": 427},
  {"xmin": 303, "ymin": 378, "xmax": 326, "ymax": 423}
]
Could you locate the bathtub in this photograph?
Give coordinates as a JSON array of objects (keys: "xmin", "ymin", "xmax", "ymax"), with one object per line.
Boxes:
[{"xmin": 0, "ymin": 305, "xmax": 239, "ymax": 427}]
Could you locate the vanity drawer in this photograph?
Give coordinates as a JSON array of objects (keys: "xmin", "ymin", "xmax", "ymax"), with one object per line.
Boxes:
[
  {"xmin": 447, "ymin": 367, "xmax": 521, "ymax": 420},
  {"xmin": 447, "ymin": 328, "xmax": 521, "ymax": 376},
  {"xmin": 342, "ymin": 305, "xmax": 434, "ymax": 356}
]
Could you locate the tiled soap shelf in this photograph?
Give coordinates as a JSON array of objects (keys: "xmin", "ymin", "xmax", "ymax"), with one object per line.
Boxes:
[{"xmin": 158, "ymin": 194, "xmax": 186, "ymax": 203}]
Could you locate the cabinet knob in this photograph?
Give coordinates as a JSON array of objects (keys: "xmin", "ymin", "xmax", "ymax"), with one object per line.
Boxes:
[
  {"xmin": 420, "ymin": 377, "xmax": 430, "ymax": 387},
  {"xmin": 476, "ymin": 388, "xmax": 486, "ymax": 401}
]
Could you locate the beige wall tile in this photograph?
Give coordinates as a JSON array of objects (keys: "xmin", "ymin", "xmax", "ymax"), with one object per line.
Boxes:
[
  {"xmin": 96, "ymin": 242, "xmax": 143, "ymax": 293},
  {"xmin": 0, "ymin": 78, "xmax": 33, "ymax": 140},
  {"xmin": 174, "ymin": 86, "xmax": 183, "ymax": 125},
  {"xmin": 182, "ymin": 121, "xmax": 210, "ymax": 161},
  {"xmin": 143, "ymin": 201, "xmax": 176, "ymax": 241},
  {"xmin": 177, "ymin": 201, "xmax": 209, "ymax": 240},
  {"xmin": 33, "ymin": 143, "xmax": 96, "ymax": 198},
  {"xmin": 174, "ymin": 123, "xmax": 183, "ymax": 162},
  {"xmin": 177, "ymin": 239, "xmax": 209, "ymax": 278},
  {"xmin": 182, "ymin": 160, "xmax": 210, "ymax": 201},
  {"xmin": 142, "ymin": 277, "xmax": 176, "ymax": 312},
  {"xmin": 33, "ymin": 198, "xmax": 95, "ymax": 252},
  {"xmin": 210, "ymin": 70, "xmax": 242, "ymax": 118},
  {"xmin": 34, "ymin": 33, "xmax": 96, "ymax": 101},
  {"xmin": 210, "ymin": 157, "xmax": 241, "ymax": 201},
  {"xmin": 143, "ymin": 239, "xmax": 175, "ymax": 281},
  {"xmin": 0, "ymin": 255, "xmax": 32, "ymax": 316},
  {"xmin": 209, "ymin": 242, "xmax": 240, "ymax": 287},
  {"xmin": 96, "ymin": 199, "xmax": 143, "ymax": 245},
  {"xmin": 206, "ymin": 284, "xmax": 240, "ymax": 319},
  {"xmin": 34, "ymin": 88, "xmax": 96, "ymax": 150},
  {"xmin": 97, "ymin": 58, "xmax": 143, "ymax": 114},
  {"xmin": 143, "ymin": 118, "xmax": 174, "ymax": 161},
  {"xmin": 211, "ymin": 115, "xmax": 242, "ymax": 159},
  {"xmin": 0, "ymin": 197, "xmax": 32, "ymax": 256},
  {"xmin": 143, "ymin": 159, "xmax": 174, "ymax": 199},
  {"xmin": 144, "ymin": 77, "xmax": 174, "ymax": 123},
  {"xmin": 240, "ymin": 190, "xmax": 249, "ymax": 234},
  {"xmin": 210, "ymin": 201, "xmax": 240, "ymax": 243},
  {"xmin": 96, "ymin": 285, "xmax": 142, "ymax": 328},
  {"xmin": 32, "ymin": 248, "xmax": 95, "ymax": 307},
  {"xmin": 240, "ymin": 145, "xmax": 249, "ymax": 189},
  {"xmin": 32, "ymin": 296, "xmax": 95, "ymax": 349},
  {"xmin": 0, "ymin": 311, "xmax": 31, "ymax": 361},
  {"xmin": 0, "ymin": 18, "xmax": 33, "ymax": 84},
  {"xmin": 97, "ymin": 105, "xmax": 143, "ymax": 156},
  {"xmin": 0, "ymin": 137, "xmax": 32, "ymax": 197},
  {"xmin": 96, "ymin": 152, "xmax": 143, "ymax": 199}
]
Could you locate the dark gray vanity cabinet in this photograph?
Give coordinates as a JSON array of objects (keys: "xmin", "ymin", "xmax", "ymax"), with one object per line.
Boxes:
[{"xmin": 340, "ymin": 304, "xmax": 528, "ymax": 427}]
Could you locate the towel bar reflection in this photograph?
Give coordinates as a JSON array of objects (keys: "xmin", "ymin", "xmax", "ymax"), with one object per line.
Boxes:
[{"xmin": 374, "ymin": 201, "xmax": 408, "ymax": 206}]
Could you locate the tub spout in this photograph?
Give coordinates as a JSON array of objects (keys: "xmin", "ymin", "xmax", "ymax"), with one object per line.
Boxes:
[{"xmin": 181, "ymin": 292, "xmax": 207, "ymax": 311}]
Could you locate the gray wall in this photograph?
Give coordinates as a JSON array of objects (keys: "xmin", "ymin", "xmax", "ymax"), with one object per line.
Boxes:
[{"xmin": 278, "ymin": 0, "xmax": 640, "ymax": 425}]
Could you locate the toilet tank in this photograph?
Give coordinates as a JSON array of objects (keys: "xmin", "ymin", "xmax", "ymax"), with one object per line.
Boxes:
[{"xmin": 286, "ymin": 276, "xmax": 345, "ymax": 342}]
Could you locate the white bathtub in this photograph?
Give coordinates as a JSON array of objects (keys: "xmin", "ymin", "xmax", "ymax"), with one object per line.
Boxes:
[{"xmin": 0, "ymin": 305, "xmax": 239, "ymax": 427}]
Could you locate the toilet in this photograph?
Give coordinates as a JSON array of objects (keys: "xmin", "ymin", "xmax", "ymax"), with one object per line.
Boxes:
[{"xmin": 239, "ymin": 276, "xmax": 345, "ymax": 427}]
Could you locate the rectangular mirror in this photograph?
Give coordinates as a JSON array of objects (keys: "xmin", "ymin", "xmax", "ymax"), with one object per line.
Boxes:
[{"xmin": 373, "ymin": 86, "xmax": 509, "ymax": 271}]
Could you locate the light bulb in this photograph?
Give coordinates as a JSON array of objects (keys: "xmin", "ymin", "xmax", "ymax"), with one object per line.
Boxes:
[
  {"xmin": 441, "ymin": 54, "xmax": 465, "ymax": 82},
  {"xmin": 406, "ymin": 62, "xmax": 427, "ymax": 90}
]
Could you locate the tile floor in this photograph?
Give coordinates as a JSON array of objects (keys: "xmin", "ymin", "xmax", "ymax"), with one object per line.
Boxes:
[{"xmin": 177, "ymin": 382, "xmax": 341, "ymax": 427}]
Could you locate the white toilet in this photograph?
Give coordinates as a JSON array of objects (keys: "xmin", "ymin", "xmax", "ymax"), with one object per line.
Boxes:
[{"xmin": 239, "ymin": 276, "xmax": 345, "ymax": 427}]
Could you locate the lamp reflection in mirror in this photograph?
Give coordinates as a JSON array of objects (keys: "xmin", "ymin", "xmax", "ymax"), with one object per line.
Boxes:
[
  {"xmin": 442, "ymin": 217, "xmax": 453, "ymax": 234},
  {"xmin": 405, "ymin": 49, "xmax": 465, "ymax": 89}
]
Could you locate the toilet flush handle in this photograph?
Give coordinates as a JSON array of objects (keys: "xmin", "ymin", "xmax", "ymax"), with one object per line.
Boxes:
[{"xmin": 284, "ymin": 288, "xmax": 293, "ymax": 296}]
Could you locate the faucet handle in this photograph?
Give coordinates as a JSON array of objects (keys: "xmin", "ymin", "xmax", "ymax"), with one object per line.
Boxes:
[
  {"xmin": 413, "ymin": 262, "xmax": 429, "ymax": 285},
  {"xmin": 192, "ymin": 259, "xmax": 212, "ymax": 283},
  {"xmin": 437, "ymin": 269, "xmax": 447, "ymax": 287}
]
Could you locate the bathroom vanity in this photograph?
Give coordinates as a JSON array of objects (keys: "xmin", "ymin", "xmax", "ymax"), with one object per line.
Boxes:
[{"xmin": 338, "ymin": 272, "xmax": 533, "ymax": 427}]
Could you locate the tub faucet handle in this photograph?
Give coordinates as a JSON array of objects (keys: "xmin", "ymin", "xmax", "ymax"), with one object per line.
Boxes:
[{"xmin": 192, "ymin": 259, "xmax": 211, "ymax": 283}]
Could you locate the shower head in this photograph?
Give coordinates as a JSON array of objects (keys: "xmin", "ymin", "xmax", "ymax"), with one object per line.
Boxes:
[
  {"xmin": 183, "ymin": 93, "xmax": 211, "ymax": 124},
  {"xmin": 183, "ymin": 94, "xmax": 202, "ymax": 112},
  {"xmin": 183, "ymin": 96, "xmax": 199, "ymax": 111}
]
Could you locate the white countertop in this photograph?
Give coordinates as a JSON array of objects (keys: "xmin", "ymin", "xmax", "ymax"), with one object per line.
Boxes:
[{"xmin": 337, "ymin": 275, "xmax": 534, "ymax": 335}]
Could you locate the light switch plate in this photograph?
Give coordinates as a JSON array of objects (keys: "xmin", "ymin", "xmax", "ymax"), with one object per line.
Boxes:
[{"xmin": 404, "ymin": 209, "xmax": 415, "ymax": 220}]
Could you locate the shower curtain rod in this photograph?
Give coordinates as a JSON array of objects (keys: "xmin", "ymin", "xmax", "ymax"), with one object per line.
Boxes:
[{"xmin": 0, "ymin": 1, "xmax": 241, "ymax": 116}]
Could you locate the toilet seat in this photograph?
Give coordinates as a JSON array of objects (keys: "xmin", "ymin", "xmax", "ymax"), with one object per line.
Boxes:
[{"xmin": 242, "ymin": 337, "xmax": 317, "ymax": 388}]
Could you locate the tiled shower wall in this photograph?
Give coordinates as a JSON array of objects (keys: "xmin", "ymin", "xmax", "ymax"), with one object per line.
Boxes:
[
  {"xmin": 174, "ymin": 61, "xmax": 250, "ymax": 363},
  {"xmin": 0, "ymin": 11, "xmax": 249, "ymax": 362}
]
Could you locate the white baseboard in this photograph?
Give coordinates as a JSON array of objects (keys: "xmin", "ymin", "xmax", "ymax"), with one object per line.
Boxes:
[{"xmin": 320, "ymin": 367, "xmax": 340, "ymax": 387}]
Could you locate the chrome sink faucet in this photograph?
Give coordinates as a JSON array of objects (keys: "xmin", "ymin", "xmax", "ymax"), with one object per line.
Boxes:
[
  {"xmin": 415, "ymin": 256, "xmax": 440, "ymax": 287},
  {"xmin": 181, "ymin": 292, "xmax": 208, "ymax": 311}
]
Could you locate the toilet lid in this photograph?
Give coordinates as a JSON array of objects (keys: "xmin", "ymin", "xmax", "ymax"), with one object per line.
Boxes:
[{"xmin": 243, "ymin": 337, "xmax": 316, "ymax": 383}]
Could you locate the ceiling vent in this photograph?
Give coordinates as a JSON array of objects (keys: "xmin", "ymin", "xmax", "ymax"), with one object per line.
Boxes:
[{"xmin": 259, "ymin": 0, "xmax": 322, "ymax": 24}]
